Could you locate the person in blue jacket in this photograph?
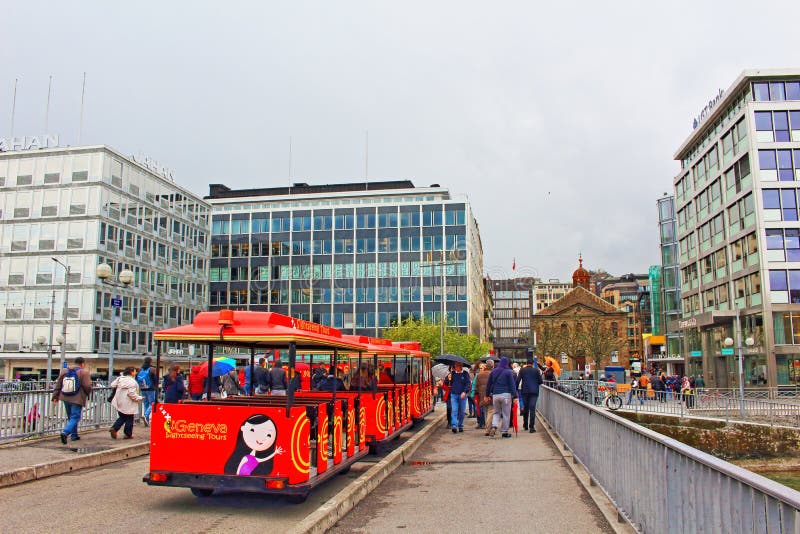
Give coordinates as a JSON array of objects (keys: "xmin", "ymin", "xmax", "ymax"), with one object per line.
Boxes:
[
  {"xmin": 486, "ymin": 357, "xmax": 518, "ymax": 438},
  {"xmin": 162, "ymin": 364, "xmax": 185, "ymax": 403},
  {"xmin": 448, "ymin": 362, "xmax": 472, "ymax": 434},
  {"xmin": 517, "ymin": 359, "xmax": 543, "ymax": 432}
]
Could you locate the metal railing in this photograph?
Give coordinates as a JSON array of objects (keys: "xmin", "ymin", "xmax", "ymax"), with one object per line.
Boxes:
[
  {"xmin": 557, "ymin": 380, "xmax": 800, "ymax": 428},
  {"xmin": 0, "ymin": 380, "xmax": 53, "ymax": 392},
  {"xmin": 0, "ymin": 385, "xmax": 142, "ymax": 441},
  {"xmin": 538, "ymin": 385, "xmax": 800, "ymax": 533}
]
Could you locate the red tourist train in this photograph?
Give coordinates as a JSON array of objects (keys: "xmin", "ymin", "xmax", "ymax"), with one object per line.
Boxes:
[{"xmin": 143, "ymin": 310, "xmax": 433, "ymax": 502}]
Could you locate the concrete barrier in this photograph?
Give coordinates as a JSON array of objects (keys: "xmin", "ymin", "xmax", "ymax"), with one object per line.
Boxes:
[
  {"xmin": 0, "ymin": 442, "xmax": 150, "ymax": 489},
  {"xmin": 291, "ymin": 410, "xmax": 446, "ymax": 534}
]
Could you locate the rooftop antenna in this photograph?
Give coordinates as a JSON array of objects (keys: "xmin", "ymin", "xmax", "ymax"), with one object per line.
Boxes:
[
  {"xmin": 288, "ymin": 136, "xmax": 293, "ymax": 188},
  {"xmin": 9, "ymin": 77, "xmax": 18, "ymax": 139},
  {"xmin": 45, "ymin": 76, "xmax": 52, "ymax": 133},
  {"xmin": 364, "ymin": 130, "xmax": 369, "ymax": 190},
  {"xmin": 77, "ymin": 72, "xmax": 86, "ymax": 145}
]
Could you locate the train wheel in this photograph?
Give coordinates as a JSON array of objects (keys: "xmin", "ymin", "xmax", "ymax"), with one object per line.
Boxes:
[
  {"xmin": 286, "ymin": 493, "xmax": 308, "ymax": 504},
  {"xmin": 190, "ymin": 488, "xmax": 214, "ymax": 498},
  {"xmin": 338, "ymin": 464, "xmax": 352, "ymax": 475}
]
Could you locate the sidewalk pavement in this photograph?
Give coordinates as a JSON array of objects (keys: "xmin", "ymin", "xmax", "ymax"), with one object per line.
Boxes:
[
  {"xmin": 0, "ymin": 422, "xmax": 150, "ymax": 488},
  {"xmin": 330, "ymin": 411, "xmax": 627, "ymax": 533}
]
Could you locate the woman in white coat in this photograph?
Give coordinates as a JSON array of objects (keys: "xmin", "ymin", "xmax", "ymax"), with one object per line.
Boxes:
[{"xmin": 110, "ymin": 366, "xmax": 143, "ymax": 439}]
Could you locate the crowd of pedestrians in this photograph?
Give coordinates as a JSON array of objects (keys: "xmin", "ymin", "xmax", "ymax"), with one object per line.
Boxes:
[
  {"xmin": 623, "ymin": 371, "xmax": 705, "ymax": 407},
  {"xmin": 54, "ymin": 354, "xmax": 553, "ymax": 444},
  {"xmin": 437, "ymin": 356, "xmax": 543, "ymax": 438},
  {"xmin": 51, "ymin": 356, "xmax": 301, "ymax": 442}
]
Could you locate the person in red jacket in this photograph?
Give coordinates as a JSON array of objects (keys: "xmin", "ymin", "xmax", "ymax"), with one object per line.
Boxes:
[{"xmin": 188, "ymin": 366, "xmax": 205, "ymax": 400}]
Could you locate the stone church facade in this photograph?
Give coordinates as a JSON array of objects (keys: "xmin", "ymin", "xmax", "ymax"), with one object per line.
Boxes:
[{"xmin": 532, "ymin": 257, "xmax": 631, "ymax": 371}]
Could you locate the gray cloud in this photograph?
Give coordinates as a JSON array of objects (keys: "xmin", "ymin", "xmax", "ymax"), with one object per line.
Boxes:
[{"xmin": 2, "ymin": 0, "xmax": 799, "ymax": 280}]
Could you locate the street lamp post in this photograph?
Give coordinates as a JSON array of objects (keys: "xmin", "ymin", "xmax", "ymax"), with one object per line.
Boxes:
[
  {"xmin": 724, "ymin": 308, "xmax": 756, "ymax": 420},
  {"xmin": 96, "ymin": 263, "xmax": 134, "ymax": 382},
  {"xmin": 52, "ymin": 258, "xmax": 70, "ymax": 370},
  {"xmin": 43, "ymin": 281, "xmax": 57, "ymax": 383},
  {"xmin": 440, "ymin": 251, "xmax": 446, "ymax": 357}
]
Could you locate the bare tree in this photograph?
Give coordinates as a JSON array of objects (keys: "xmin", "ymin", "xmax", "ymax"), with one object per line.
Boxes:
[{"xmin": 576, "ymin": 318, "xmax": 623, "ymax": 368}]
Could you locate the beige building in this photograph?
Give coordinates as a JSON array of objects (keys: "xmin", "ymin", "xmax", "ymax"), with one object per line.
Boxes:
[{"xmin": 532, "ymin": 279, "xmax": 572, "ymax": 314}]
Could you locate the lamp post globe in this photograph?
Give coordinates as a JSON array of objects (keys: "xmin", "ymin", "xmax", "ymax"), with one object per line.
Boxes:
[
  {"xmin": 723, "ymin": 337, "xmax": 734, "ymax": 347},
  {"xmin": 96, "ymin": 262, "xmax": 112, "ymax": 280},
  {"xmin": 745, "ymin": 337, "xmax": 755, "ymax": 347},
  {"xmin": 118, "ymin": 269, "xmax": 134, "ymax": 285},
  {"xmin": 56, "ymin": 335, "xmax": 64, "ymax": 345},
  {"xmin": 36, "ymin": 335, "xmax": 47, "ymax": 346}
]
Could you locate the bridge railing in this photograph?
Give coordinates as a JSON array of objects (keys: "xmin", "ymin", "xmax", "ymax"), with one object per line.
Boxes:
[
  {"xmin": 0, "ymin": 385, "xmax": 143, "ymax": 441},
  {"xmin": 538, "ymin": 384, "xmax": 800, "ymax": 533},
  {"xmin": 557, "ymin": 380, "xmax": 800, "ymax": 428}
]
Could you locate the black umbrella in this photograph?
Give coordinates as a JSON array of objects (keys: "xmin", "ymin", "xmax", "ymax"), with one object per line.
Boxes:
[{"xmin": 435, "ymin": 354, "xmax": 470, "ymax": 366}]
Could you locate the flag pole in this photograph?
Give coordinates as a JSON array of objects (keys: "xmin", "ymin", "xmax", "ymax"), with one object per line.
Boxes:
[
  {"xmin": 10, "ymin": 78, "xmax": 18, "ymax": 140},
  {"xmin": 45, "ymin": 76, "xmax": 52, "ymax": 133},
  {"xmin": 78, "ymin": 72, "xmax": 86, "ymax": 144}
]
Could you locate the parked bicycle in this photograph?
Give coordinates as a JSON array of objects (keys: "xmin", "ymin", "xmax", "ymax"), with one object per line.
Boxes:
[{"xmin": 598, "ymin": 383, "xmax": 622, "ymax": 411}]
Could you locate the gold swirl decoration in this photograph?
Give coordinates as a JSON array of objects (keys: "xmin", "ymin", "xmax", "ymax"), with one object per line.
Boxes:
[
  {"xmin": 375, "ymin": 397, "xmax": 386, "ymax": 434},
  {"xmin": 359, "ymin": 406, "xmax": 367, "ymax": 445},
  {"xmin": 319, "ymin": 414, "xmax": 329, "ymax": 462},
  {"xmin": 333, "ymin": 415, "xmax": 342, "ymax": 456},
  {"xmin": 291, "ymin": 413, "xmax": 310, "ymax": 474}
]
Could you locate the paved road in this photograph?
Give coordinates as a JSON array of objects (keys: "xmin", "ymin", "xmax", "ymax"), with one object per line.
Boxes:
[
  {"xmin": 0, "ymin": 455, "xmax": 378, "ymax": 533},
  {"xmin": 331, "ymin": 418, "xmax": 613, "ymax": 533}
]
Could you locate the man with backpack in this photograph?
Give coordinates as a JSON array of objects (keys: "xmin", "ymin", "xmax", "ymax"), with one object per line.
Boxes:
[
  {"xmin": 137, "ymin": 356, "xmax": 158, "ymax": 426},
  {"xmin": 51, "ymin": 357, "xmax": 93, "ymax": 444}
]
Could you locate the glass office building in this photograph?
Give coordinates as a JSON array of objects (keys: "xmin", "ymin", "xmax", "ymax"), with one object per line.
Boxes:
[
  {"xmin": 0, "ymin": 145, "xmax": 210, "ymax": 379},
  {"xmin": 674, "ymin": 69, "xmax": 800, "ymax": 388},
  {"xmin": 206, "ymin": 181, "xmax": 485, "ymax": 339},
  {"xmin": 650, "ymin": 195, "xmax": 684, "ymax": 375}
]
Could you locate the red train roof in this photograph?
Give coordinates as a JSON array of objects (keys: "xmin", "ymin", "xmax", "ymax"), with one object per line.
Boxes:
[
  {"xmin": 391, "ymin": 341, "xmax": 429, "ymax": 357},
  {"xmin": 341, "ymin": 335, "xmax": 409, "ymax": 355},
  {"xmin": 153, "ymin": 310, "xmax": 367, "ymax": 351}
]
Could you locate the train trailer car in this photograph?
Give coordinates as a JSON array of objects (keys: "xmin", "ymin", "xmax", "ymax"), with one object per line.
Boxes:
[{"xmin": 142, "ymin": 310, "xmax": 431, "ymax": 502}]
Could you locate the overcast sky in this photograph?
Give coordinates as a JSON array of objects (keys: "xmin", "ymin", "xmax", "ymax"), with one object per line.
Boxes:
[{"xmin": 2, "ymin": 1, "xmax": 799, "ymax": 281}]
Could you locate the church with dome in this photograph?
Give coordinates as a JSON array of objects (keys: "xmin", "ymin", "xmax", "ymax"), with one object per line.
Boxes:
[{"xmin": 531, "ymin": 256, "xmax": 631, "ymax": 373}]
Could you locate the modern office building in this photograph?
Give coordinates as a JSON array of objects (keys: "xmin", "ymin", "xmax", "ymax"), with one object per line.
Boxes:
[
  {"xmin": 490, "ymin": 277, "xmax": 534, "ymax": 359},
  {"xmin": 205, "ymin": 180, "xmax": 485, "ymax": 339},
  {"xmin": 0, "ymin": 144, "xmax": 210, "ymax": 380},
  {"xmin": 674, "ymin": 69, "xmax": 800, "ymax": 388},
  {"xmin": 532, "ymin": 278, "xmax": 571, "ymax": 314}
]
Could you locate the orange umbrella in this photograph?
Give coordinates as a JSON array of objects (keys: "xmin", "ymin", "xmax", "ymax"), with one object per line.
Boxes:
[{"xmin": 544, "ymin": 356, "xmax": 562, "ymax": 377}]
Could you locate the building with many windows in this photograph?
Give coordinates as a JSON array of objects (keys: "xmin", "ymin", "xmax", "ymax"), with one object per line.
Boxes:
[
  {"xmin": 490, "ymin": 277, "xmax": 534, "ymax": 359},
  {"xmin": 205, "ymin": 181, "xmax": 485, "ymax": 339},
  {"xmin": 674, "ymin": 69, "xmax": 800, "ymax": 388},
  {"xmin": 0, "ymin": 145, "xmax": 210, "ymax": 380},
  {"xmin": 532, "ymin": 279, "xmax": 571, "ymax": 314}
]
